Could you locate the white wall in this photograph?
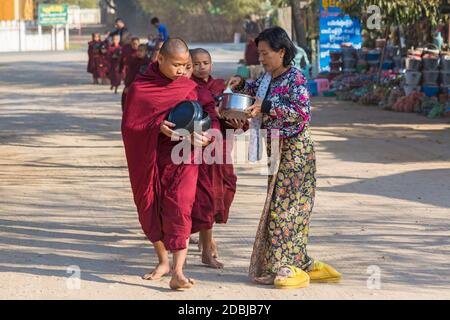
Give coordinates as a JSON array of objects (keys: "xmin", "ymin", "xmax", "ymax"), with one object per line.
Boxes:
[{"xmin": 0, "ymin": 20, "xmax": 66, "ymax": 52}]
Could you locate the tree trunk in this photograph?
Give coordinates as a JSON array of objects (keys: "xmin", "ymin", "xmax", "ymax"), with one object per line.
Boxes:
[{"xmin": 290, "ymin": 0, "xmax": 307, "ymax": 48}]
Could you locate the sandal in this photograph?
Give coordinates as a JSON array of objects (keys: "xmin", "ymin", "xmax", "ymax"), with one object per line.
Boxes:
[
  {"xmin": 307, "ymin": 261, "xmax": 342, "ymax": 283},
  {"xmin": 274, "ymin": 266, "xmax": 310, "ymax": 289}
]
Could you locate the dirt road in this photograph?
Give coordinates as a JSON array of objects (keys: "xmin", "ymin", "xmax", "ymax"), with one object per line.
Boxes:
[{"xmin": 1, "ymin": 49, "xmax": 449, "ymax": 299}]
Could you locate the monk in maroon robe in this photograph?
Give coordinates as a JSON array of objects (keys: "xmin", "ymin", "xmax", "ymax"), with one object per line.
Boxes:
[
  {"xmin": 87, "ymin": 33, "xmax": 102, "ymax": 84},
  {"xmin": 121, "ymin": 44, "xmax": 150, "ymax": 112},
  {"xmin": 94, "ymin": 43, "xmax": 110, "ymax": 85},
  {"xmin": 108, "ymin": 34, "xmax": 122, "ymax": 94},
  {"xmin": 190, "ymin": 48, "xmax": 248, "ymax": 262},
  {"xmin": 120, "ymin": 37, "xmax": 140, "ymax": 80},
  {"xmin": 122, "ymin": 38, "xmax": 219, "ymax": 290}
]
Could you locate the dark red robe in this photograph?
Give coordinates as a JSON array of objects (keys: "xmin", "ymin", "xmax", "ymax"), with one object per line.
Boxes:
[
  {"xmin": 121, "ymin": 56, "xmax": 151, "ymax": 111},
  {"xmin": 108, "ymin": 44, "xmax": 122, "ymax": 87},
  {"xmin": 122, "ymin": 63, "xmax": 219, "ymax": 252},
  {"xmin": 191, "ymin": 76, "xmax": 240, "ymax": 225},
  {"xmin": 94, "ymin": 52, "xmax": 109, "ymax": 79},
  {"xmin": 120, "ymin": 44, "xmax": 137, "ymax": 79},
  {"xmin": 87, "ymin": 40, "xmax": 101, "ymax": 74}
]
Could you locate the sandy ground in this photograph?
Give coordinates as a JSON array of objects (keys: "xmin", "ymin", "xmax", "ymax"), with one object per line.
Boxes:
[{"xmin": 0, "ymin": 47, "xmax": 450, "ymax": 300}]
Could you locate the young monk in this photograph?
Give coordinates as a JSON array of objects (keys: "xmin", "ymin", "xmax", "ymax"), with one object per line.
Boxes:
[
  {"xmin": 122, "ymin": 38, "xmax": 219, "ymax": 290},
  {"xmin": 121, "ymin": 44, "xmax": 150, "ymax": 112},
  {"xmin": 120, "ymin": 36, "xmax": 140, "ymax": 80},
  {"xmin": 191, "ymin": 48, "xmax": 248, "ymax": 260},
  {"xmin": 87, "ymin": 33, "xmax": 102, "ymax": 84},
  {"xmin": 108, "ymin": 34, "xmax": 122, "ymax": 94},
  {"xmin": 94, "ymin": 43, "xmax": 110, "ymax": 85}
]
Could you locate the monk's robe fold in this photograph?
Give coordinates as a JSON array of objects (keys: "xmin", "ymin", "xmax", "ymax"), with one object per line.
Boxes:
[
  {"xmin": 191, "ymin": 76, "xmax": 238, "ymax": 225},
  {"xmin": 122, "ymin": 63, "xmax": 218, "ymax": 251}
]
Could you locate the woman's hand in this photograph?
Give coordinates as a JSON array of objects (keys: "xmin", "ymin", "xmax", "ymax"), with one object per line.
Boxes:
[
  {"xmin": 188, "ymin": 131, "xmax": 211, "ymax": 147},
  {"xmin": 160, "ymin": 120, "xmax": 184, "ymax": 141},
  {"xmin": 225, "ymin": 76, "xmax": 243, "ymax": 90},
  {"xmin": 225, "ymin": 118, "xmax": 247, "ymax": 129},
  {"xmin": 244, "ymin": 98, "xmax": 263, "ymax": 118}
]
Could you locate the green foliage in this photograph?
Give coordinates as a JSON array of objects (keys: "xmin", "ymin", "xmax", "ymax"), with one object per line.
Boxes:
[{"xmin": 340, "ymin": 0, "xmax": 443, "ymax": 28}]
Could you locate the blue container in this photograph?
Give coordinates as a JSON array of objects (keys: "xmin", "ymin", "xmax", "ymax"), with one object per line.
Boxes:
[
  {"xmin": 382, "ymin": 61, "xmax": 394, "ymax": 70},
  {"xmin": 367, "ymin": 51, "xmax": 381, "ymax": 61},
  {"xmin": 422, "ymin": 85, "xmax": 440, "ymax": 97},
  {"xmin": 308, "ymin": 80, "xmax": 318, "ymax": 96}
]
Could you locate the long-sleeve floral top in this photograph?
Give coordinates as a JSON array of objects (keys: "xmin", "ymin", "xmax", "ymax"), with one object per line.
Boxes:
[{"xmin": 240, "ymin": 67, "xmax": 311, "ymax": 138}]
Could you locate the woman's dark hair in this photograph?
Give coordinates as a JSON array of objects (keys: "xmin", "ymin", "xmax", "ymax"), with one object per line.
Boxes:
[{"xmin": 255, "ymin": 27, "xmax": 297, "ymax": 67}]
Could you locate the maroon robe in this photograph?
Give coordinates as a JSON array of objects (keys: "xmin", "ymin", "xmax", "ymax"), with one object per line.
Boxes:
[
  {"xmin": 191, "ymin": 76, "xmax": 240, "ymax": 225},
  {"xmin": 87, "ymin": 40, "xmax": 101, "ymax": 74},
  {"xmin": 108, "ymin": 44, "xmax": 122, "ymax": 87},
  {"xmin": 121, "ymin": 56, "xmax": 151, "ymax": 111},
  {"xmin": 120, "ymin": 44, "xmax": 137, "ymax": 79},
  {"xmin": 94, "ymin": 52, "xmax": 109, "ymax": 79},
  {"xmin": 122, "ymin": 63, "xmax": 218, "ymax": 252}
]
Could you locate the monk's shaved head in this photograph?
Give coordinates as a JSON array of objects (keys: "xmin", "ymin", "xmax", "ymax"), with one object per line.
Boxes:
[
  {"xmin": 159, "ymin": 38, "xmax": 189, "ymax": 58},
  {"xmin": 190, "ymin": 48, "xmax": 211, "ymax": 61},
  {"xmin": 157, "ymin": 38, "xmax": 191, "ymax": 80}
]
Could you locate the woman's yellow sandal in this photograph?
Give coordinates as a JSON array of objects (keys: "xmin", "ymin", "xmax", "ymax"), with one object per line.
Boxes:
[
  {"xmin": 307, "ymin": 261, "xmax": 342, "ymax": 283},
  {"xmin": 274, "ymin": 266, "xmax": 310, "ymax": 289}
]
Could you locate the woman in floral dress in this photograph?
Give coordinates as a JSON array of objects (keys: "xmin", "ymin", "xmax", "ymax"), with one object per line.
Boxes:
[{"xmin": 227, "ymin": 27, "xmax": 341, "ymax": 288}]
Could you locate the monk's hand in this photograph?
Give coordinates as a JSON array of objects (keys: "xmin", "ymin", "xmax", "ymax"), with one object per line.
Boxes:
[
  {"xmin": 225, "ymin": 118, "xmax": 246, "ymax": 129},
  {"xmin": 244, "ymin": 98, "xmax": 262, "ymax": 118},
  {"xmin": 226, "ymin": 76, "xmax": 243, "ymax": 90},
  {"xmin": 160, "ymin": 120, "xmax": 184, "ymax": 141},
  {"xmin": 189, "ymin": 131, "xmax": 211, "ymax": 147},
  {"xmin": 123, "ymin": 87, "xmax": 129, "ymax": 94}
]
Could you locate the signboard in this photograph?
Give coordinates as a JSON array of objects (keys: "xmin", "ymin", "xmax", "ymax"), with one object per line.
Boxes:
[
  {"xmin": 319, "ymin": 0, "xmax": 362, "ymax": 72},
  {"xmin": 38, "ymin": 4, "xmax": 69, "ymax": 26}
]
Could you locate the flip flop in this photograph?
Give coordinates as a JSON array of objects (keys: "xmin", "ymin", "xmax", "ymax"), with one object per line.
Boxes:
[
  {"xmin": 307, "ymin": 261, "xmax": 342, "ymax": 283},
  {"xmin": 274, "ymin": 265, "xmax": 310, "ymax": 289}
]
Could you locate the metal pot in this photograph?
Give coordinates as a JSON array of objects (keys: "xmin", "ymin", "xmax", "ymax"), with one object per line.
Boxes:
[{"xmin": 218, "ymin": 93, "xmax": 255, "ymax": 120}]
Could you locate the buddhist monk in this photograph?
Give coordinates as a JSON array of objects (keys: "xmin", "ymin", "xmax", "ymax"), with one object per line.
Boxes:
[
  {"xmin": 87, "ymin": 33, "xmax": 102, "ymax": 84},
  {"xmin": 120, "ymin": 36, "xmax": 140, "ymax": 80},
  {"xmin": 191, "ymin": 48, "xmax": 248, "ymax": 260},
  {"xmin": 121, "ymin": 44, "xmax": 150, "ymax": 112},
  {"xmin": 94, "ymin": 43, "xmax": 110, "ymax": 85},
  {"xmin": 108, "ymin": 34, "xmax": 122, "ymax": 94},
  {"xmin": 122, "ymin": 38, "xmax": 219, "ymax": 290}
]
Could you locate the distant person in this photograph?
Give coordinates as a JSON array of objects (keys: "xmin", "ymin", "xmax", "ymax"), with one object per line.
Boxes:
[
  {"xmin": 106, "ymin": 18, "xmax": 128, "ymax": 45},
  {"xmin": 244, "ymin": 33, "xmax": 263, "ymax": 80},
  {"xmin": 107, "ymin": 34, "xmax": 122, "ymax": 94},
  {"xmin": 87, "ymin": 33, "xmax": 102, "ymax": 84},
  {"xmin": 120, "ymin": 36, "xmax": 140, "ymax": 80},
  {"xmin": 121, "ymin": 44, "xmax": 150, "ymax": 111},
  {"xmin": 151, "ymin": 17, "xmax": 169, "ymax": 42},
  {"xmin": 94, "ymin": 43, "xmax": 110, "ymax": 85}
]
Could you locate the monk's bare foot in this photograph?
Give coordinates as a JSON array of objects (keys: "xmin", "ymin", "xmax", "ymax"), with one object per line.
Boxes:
[
  {"xmin": 169, "ymin": 274, "xmax": 195, "ymax": 291},
  {"xmin": 202, "ymin": 252, "xmax": 224, "ymax": 269},
  {"xmin": 254, "ymin": 275, "xmax": 276, "ymax": 285},
  {"xmin": 142, "ymin": 263, "xmax": 170, "ymax": 280},
  {"xmin": 211, "ymin": 238, "xmax": 219, "ymax": 259}
]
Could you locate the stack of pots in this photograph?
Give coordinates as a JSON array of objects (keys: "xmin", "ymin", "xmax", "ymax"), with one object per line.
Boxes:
[
  {"xmin": 367, "ymin": 49, "xmax": 381, "ymax": 70},
  {"xmin": 356, "ymin": 48, "xmax": 368, "ymax": 73},
  {"xmin": 422, "ymin": 46, "xmax": 441, "ymax": 97},
  {"xmin": 341, "ymin": 44, "xmax": 356, "ymax": 73},
  {"xmin": 383, "ymin": 45, "xmax": 399, "ymax": 70},
  {"xmin": 404, "ymin": 54, "xmax": 422, "ymax": 96},
  {"xmin": 329, "ymin": 51, "xmax": 343, "ymax": 74}
]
